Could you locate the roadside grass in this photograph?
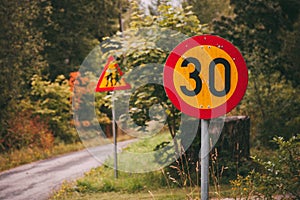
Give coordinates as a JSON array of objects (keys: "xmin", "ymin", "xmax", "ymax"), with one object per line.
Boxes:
[
  {"xmin": 0, "ymin": 142, "xmax": 84, "ymax": 172},
  {"xmin": 52, "ymin": 187, "xmax": 206, "ymax": 200},
  {"xmin": 50, "ymin": 132, "xmax": 234, "ymax": 200},
  {"xmin": 0, "ymin": 133, "xmax": 132, "ymax": 172},
  {"xmin": 51, "ymin": 169, "xmax": 232, "ymax": 200}
]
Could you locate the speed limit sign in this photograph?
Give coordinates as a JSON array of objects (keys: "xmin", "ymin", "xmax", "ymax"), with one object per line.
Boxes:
[{"xmin": 163, "ymin": 35, "xmax": 248, "ymax": 119}]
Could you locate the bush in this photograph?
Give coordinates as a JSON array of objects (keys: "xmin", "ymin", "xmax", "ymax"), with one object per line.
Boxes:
[
  {"xmin": 254, "ymin": 135, "xmax": 300, "ymax": 199},
  {"xmin": 28, "ymin": 74, "xmax": 78, "ymax": 143},
  {"xmin": 231, "ymin": 135, "xmax": 300, "ymax": 199},
  {"xmin": 0, "ymin": 110, "xmax": 54, "ymax": 151}
]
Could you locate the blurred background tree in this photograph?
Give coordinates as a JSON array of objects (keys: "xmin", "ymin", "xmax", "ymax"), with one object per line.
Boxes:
[
  {"xmin": 43, "ymin": 0, "xmax": 129, "ymax": 80},
  {"xmin": 213, "ymin": 0, "xmax": 300, "ymax": 146},
  {"xmin": 0, "ymin": 0, "xmax": 49, "ymax": 151},
  {"xmin": 183, "ymin": 0, "xmax": 233, "ymax": 24},
  {"xmin": 0, "ymin": 0, "xmax": 128, "ymax": 151}
]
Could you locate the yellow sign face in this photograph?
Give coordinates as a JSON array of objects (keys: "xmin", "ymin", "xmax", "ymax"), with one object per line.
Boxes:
[
  {"xmin": 98, "ymin": 62, "xmax": 128, "ymax": 88},
  {"xmin": 95, "ymin": 56, "xmax": 131, "ymax": 92},
  {"xmin": 173, "ymin": 45, "xmax": 238, "ymax": 109},
  {"xmin": 164, "ymin": 35, "xmax": 248, "ymax": 119}
]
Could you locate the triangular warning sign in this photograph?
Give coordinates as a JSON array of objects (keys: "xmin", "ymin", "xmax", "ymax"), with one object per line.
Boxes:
[{"xmin": 95, "ymin": 56, "xmax": 131, "ymax": 92}]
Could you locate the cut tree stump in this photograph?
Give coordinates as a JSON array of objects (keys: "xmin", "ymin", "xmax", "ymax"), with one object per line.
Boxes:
[{"xmin": 215, "ymin": 116, "xmax": 250, "ymax": 161}]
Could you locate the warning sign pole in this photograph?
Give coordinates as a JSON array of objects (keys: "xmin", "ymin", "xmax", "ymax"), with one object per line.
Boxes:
[
  {"xmin": 95, "ymin": 56, "xmax": 131, "ymax": 179},
  {"xmin": 111, "ymin": 91, "xmax": 118, "ymax": 179}
]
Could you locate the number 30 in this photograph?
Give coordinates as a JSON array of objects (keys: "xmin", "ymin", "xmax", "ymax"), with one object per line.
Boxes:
[{"xmin": 180, "ymin": 57, "xmax": 231, "ymax": 97}]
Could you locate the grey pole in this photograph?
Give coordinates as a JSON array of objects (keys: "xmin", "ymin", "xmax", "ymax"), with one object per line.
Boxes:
[
  {"xmin": 201, "ymin": 119, "xmax": 209, "ymax": 199},
  {"xmin": 112, "ymin": 92, "xmax": 118, "ymax": 179}
]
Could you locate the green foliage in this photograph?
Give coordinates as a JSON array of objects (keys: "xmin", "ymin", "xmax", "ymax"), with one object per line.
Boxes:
[
  {"xmin": 213, "ymin": 0, "xmax": 287, "ymax": 72},
  {"xmin": 98, "ymin": 2, "xmax": 212, "ymax": 190},
  {"xmin": 129, "ymin": 0, "xmax": 154, "ymax": 28},
  {"xmin": 71, "ymin": 167, "xmax": 167, "ymax": 194},
  {"xmin": 183, "ymin": 0, "xmax": 233, "ymax": 23},
  {"xmin": 213, "ymin": 0, "xmax": 300, "ymax": 145},
  {"xmin": 281, "ymin": 18, "xmax": 300, "ymax": 86},
  {"xmin": 155, "ymin": 4, "xmax": 204, "ymax": 36},
  {"xmin": 73, "ymin": 72, "xmax": 109, "ymax": 128},
  {"xmin": 253, "ymin": 135, "xmax": 300, "ymax": 199},
  {"xmin": 0, "ymin": 0, "xmax": 49, "ymax": 139},
  {"xmin": 28, "ymin": 74, "xmax": 77, "ymax": 143},
  {"xmin": 231, "ymin": 135, "xmax": 300, "ymax": 199},
  {"xmin": 242, "ymin": 71, "xmax": 300, "ymax": 145},
  {"xmin": 43, "ymin": 0, "xmax": 124, "ymax": 80},
  {"xmin": 0, "ymin": 111, "xmax": 53, "ymax": 152},
  {"xmin": 0, "ymin": 142, "xmax": 83, "ymax": 172},
  {"xmin": 230, "ymin": 173, "xmax": 256, "ymax": 199},
  {"xmin": 99, "ymin": 0, "xmax": 207, "ymax": 138},
  {"xmin": 0, "ymin": 0, "xmax": 130, "ymax": 153},
  {"xmin": 130, "ymin": 0, "xmax": 206, "ymax": 36}
]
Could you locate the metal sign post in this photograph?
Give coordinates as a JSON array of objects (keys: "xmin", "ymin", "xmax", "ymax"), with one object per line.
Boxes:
[
  {"xmin": 201, "ymin": 119, "xmax": 209, "ymax": 200},
  {"xmin": 163, "ymin": 34, "xmax": 248, "ymax": 200},
  {"xmin": 95, "ymin": 56, "xmax": 131, "ymax": 179},
  {"xmin": 111, "ymin": 91, "xmax": 118, "ymax": 179}
]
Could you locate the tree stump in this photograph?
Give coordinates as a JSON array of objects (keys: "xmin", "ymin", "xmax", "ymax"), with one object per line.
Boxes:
[
  {"xmin": 215, "ymin": 116, "xmax": 250, "ymax": 161},
  {"xmin": 179, "ymin": 116, "xmax": 251, "ymax": 184}
]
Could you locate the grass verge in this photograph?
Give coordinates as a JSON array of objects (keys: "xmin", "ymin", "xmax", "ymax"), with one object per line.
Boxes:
[
  {"xmin": 0, "ymin": 133, "xmax": 133, "ymax": 172},
  {"xmin": 50, "ymin": 132, "xmax": 234, "ymax": 199},
  {"xmin": 0, "ymin": 142, "xmax": 84, "ymax": 172},
  {"xmin": 50, "ymin": 166, "xmax": 232, "ymax": 200}
]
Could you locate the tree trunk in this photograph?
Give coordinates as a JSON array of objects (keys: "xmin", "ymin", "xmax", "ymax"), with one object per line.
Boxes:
[{"xmin": 215, "ymin": 116, "xmax": 250, "ymax": 161}]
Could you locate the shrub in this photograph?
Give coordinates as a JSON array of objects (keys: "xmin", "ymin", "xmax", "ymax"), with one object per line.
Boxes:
[
  {"xmin": 253, "ymin": 135, "xmax": 300, "ymax": 199},
  {"xmin": 230, "ymin": 135, "xmax": 300, "ymax": 199},
  {"xmin": 0, "ymin": 110, "xmax": 54, "ymax": 151},
  {"xmin": 230, "ymin": 172, "xmax": 258, "ymax": 199},
  {"xmin": 29, "ymin": 74, "xmax": 78, "ymax": 143},
  {"xmin": 100, "ymin": 180, "xmax": 117, "ymax": 192}
]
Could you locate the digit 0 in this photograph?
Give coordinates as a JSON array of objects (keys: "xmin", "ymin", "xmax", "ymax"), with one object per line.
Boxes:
[{"xmin": 209, "ymin": 58, "xmax": 231, "ymax": 97}]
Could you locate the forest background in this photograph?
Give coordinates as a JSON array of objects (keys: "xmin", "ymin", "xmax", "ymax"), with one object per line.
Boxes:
[{"xmin": 0, "ymin": 0, "xmax": 299, "ymax": 178}]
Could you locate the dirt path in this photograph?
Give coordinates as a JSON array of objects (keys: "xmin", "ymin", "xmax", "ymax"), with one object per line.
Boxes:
[{"xmin": 0, "ymin": 140, "xmax": 133, "ymax": 200}]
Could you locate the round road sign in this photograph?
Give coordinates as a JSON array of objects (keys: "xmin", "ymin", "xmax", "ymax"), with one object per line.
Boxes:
[{"xmin": 163, "ymin": 35, "xmax": 248, "ymax": 119}]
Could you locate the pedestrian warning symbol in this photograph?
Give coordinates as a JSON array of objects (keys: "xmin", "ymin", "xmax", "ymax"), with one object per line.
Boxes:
[{"xmin": 95, "ymin": 56, "xmax": 131, "ymax": 92}]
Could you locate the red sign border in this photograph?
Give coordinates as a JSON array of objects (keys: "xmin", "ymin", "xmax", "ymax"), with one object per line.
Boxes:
[
  {"xmin": 163, "ymin": 35, "xmax": 248, "ymax": 119},
  {"xmin": 95, "ymin": 56, "xmax": 131, "ymax": 92}
]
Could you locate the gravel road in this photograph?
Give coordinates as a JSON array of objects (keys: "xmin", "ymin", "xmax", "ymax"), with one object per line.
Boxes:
[{"xmin": 0, "ymin": 140, "xmax": 133, "ymax": 200}]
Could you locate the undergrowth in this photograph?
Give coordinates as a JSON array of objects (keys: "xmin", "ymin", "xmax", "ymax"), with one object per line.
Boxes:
[
  {"xmin": 0, "ymin": 142, "xmax": 84, "ymax": 172},
  {"xmin": 51, "ymin": 134, "xmax": 300, "ymax": 200}
]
